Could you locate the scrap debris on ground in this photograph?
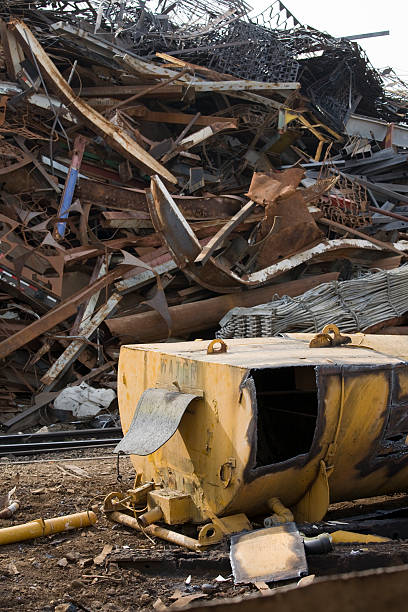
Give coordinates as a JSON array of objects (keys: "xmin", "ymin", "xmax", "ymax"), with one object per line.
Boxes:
[
  {"xmin": 2, "ymin": 454, "xmax": 408, "ymax": 612},
  {"xmin": 1, "ymin": 0, "xmax": 408, "ymax": 610}
]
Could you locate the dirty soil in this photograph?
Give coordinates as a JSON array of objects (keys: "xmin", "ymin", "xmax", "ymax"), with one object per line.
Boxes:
[
  {"xmin": 1, "ymin": 451, "xmax": 408, "ymax": 612},
  {"xmin": 0, "ymin": 452, "xmax": 254, "ymax": 612}
]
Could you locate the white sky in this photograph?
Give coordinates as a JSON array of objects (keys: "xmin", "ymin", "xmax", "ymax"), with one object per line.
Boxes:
[{"xmin": 251, "ymin": 0, "xmax": 407, "ymax": 78}]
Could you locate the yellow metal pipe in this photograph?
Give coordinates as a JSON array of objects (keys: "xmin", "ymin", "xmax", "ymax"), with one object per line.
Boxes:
[
  {"xmin": 109, "ymin": 511, "xmax": 202, "ymax": 552},
  {"xmin": 330, "ymin": 530, "xmax": 391, "ymax": 544},
  {"xmin": 138, "ymin": 506, "xmax": 164, "ymax": 527},
  {"xmin": 0, "ymin": 510, "xmax": 97, "ymax": 546},
  {"xmin": 266, "ymin": 497, "xmax": 294, "ymax": 525}
]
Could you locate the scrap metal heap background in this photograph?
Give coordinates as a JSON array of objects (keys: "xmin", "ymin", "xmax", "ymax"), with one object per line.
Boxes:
[{"xmin": 0, "ymin": 0, "xmax": 407, "ymax": 437}]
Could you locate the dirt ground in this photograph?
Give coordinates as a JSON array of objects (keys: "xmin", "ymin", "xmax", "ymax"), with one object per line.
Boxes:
[
  {"xmin": 0, "ymin": 451, "xmax": 255, "ymax": 612},
  {"xmin": 1, "ymin": 450, "xmax": 408, "ymax": 612}
]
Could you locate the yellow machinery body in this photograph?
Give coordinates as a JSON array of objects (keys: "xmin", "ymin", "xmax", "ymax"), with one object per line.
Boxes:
[{"xmin": 117, "ymin": 335, "xmax": 408, "ymax": 523}]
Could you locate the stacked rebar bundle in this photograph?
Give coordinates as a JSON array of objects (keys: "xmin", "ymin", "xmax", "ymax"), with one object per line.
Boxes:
[{"xmin": 218, "ymin": 265, "xmax": 408, "ymax": 338}]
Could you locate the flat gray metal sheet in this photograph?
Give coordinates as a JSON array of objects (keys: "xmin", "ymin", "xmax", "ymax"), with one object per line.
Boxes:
[
  {"xmin": 230, "ymin": 523, "xmax": 308, "ymax": 584},
  {"xmin": 115, "ymin": 388, "xmax": 199, "ymax": 455},
  {"xmin": 345, "ymin": 113, "xmax": 408, "ymax": 148}
]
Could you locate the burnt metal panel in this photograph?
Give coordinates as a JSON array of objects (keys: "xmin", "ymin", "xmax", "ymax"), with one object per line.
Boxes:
[{"xmin": 230, "ymin": 523, "xmax": 307, "ymax": 583}]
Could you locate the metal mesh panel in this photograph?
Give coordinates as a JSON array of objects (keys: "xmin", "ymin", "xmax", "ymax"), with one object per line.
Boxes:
[{"xmin": 207, "ymin": 20, "xmax": 299, "ymax": 82}]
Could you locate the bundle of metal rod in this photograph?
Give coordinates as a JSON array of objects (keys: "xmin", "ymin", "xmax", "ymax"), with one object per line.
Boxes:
[{"xmin": 218, "ymin": 264, "xmax": 408, "ymax": 338}]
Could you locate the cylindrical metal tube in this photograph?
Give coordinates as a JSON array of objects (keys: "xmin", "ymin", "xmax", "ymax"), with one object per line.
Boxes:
[
  {"xmin": 0, "ymin": 510, "xmax": 97, "ymax": 546},
  {"xmin": 0, "ymin": 501, "xmax": 20, "ymax": 519},
  {"xmin": 138, "ymin": 506, "xmax": 164, "ymax": 528},
  {"xmin": 303, "ymin": 533, "xmax": 333, "ymax": 554},
  {"xmin": 264, "ymin": 498, "xmax": 294, "ymax": 526},
  {"xmin": 109, "ymin": 511, "xmax": 202, "ymax": 552}
]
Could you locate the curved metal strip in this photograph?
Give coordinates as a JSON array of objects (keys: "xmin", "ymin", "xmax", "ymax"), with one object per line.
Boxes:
[
  {"xmin": 149, "ymin": 176, "xmax": 245, "ymax": 292},
  {"xmin": 115, "ymin": 388, "xmax": 199, "ymax": 456},
  {"xmin": 148, "ymin": 176, "xmax": 400, "ymax": 293}
]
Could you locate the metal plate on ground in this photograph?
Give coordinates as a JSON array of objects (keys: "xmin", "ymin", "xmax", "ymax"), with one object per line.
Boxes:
[
  {"xmin": 114, "ymin": 388, "xmax": 199, "ymax": 455},
  {"xmin": 230, "ymin": 522, "xmax": 308, "ymax": 584}
]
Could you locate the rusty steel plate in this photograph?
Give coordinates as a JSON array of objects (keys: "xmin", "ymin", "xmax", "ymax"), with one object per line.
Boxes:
[
  {"xmin": 114, "ymin": 388, "xmax": 199, "ymax": 456},
  {"xmin": 230, "ymin": 523, "xmax": 308, "ymax": 584}
]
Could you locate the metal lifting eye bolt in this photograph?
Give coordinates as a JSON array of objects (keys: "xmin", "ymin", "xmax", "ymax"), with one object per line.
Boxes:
[{"xmin": 207, "ymin": 339, "xmax": 228, "ymax": 354}]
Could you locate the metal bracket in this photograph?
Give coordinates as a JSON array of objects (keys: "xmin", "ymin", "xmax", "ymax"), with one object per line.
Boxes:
[
  {"xmin": 207, "ymin": 339, "xmax": 228, "ymax": 354},
  {"xmin": 309, "ymin": 324, "xmax": 351, "ymax": 348}
]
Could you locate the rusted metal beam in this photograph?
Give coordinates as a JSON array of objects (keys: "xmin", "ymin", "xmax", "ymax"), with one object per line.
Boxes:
[
  {"xmin": 71, "ymin": 256, "xmax": 107, "ymax": 336},
  {"xmin": 107, "ymin": 272, "xmax": 339, "ymax": 342},
  {"xmin": 78, "ymin": 180, "xmax": 246, "ymax": 220},
  {"xmin": 10, "ymin": 19, "xmax": 177, "ymax": 184},
  {"xmin": 102, "ymin": 211, "xmax": 153, "ymax": 229},
  {"xmin": 195, "ymin": 200, "xmax": 257, "ymax": 266},
  {"xmin": 368, "ymin": 206, "xmax": 408, "ymax": 223},
  {"xmin": 128, "ymin": 106, "xmax": 239, "ymax": 127},
  {"xmin": 0, "ymin": 266, "xmax": 125, "ymax": 361},
  {"xmin": 319, "ymin": 218, "xmax": 405, "ymax": 256},
  {"xmin": 41, "ymin": 292, "xmax": 122, "ymax": 389},
  {"xmin": 79, "ymin": 85, "xmax": 184, "ymax": 98},
  {"xmin": 77, "ymin": 181, "xmax": 148, "ymax": 210},
  {"xmin": 191, "ymin": 80, "xmax": 300, "ymax": 93}
]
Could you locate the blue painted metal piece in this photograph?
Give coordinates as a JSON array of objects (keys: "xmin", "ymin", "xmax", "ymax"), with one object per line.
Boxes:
[
  {"xmin": 57, "ymin": 167, "xmax": 79, "ymax": 237},
  {"xmin": 55, "ymin": 135, "xmax": 87, "ymax": 239}
]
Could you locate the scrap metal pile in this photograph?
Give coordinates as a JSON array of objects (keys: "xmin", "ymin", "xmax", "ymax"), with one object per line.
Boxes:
[{"xmin": 0, "ymin": 0, "xmax": 407, "ymax": 432}]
